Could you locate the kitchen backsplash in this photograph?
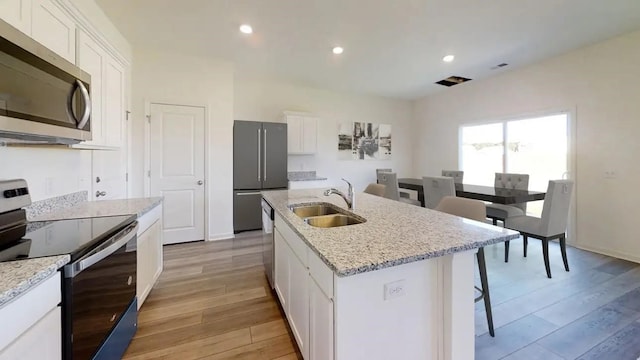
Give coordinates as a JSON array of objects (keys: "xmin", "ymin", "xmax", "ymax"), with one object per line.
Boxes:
[{"xmin": 25, "ymin": 191, "xmax": 88, "ymax": 219}]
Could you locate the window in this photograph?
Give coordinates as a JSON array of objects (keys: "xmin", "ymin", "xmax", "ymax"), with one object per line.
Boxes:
[{"xmin": 460, "ymin": 113, "xmax": 569, "ymax": 215}]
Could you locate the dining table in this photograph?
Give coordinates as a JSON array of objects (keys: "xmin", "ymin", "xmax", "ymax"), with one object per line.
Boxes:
[{"xmin": 398, "ymin": 178, "xmax": 546, "ymax": 208}]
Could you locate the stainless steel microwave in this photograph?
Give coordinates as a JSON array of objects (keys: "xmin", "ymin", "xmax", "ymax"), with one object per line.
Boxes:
[{"xmin": 0, "ymin": 19, "xmax": 91, "ymax": 144}]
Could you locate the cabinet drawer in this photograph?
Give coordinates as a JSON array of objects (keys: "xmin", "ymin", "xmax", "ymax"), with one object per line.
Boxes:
[
  {"xmin": 275, "ymin": 215, "xmax": 307, "ymax": 267},
  {"xmin": 0, "ymin": 272, "xmax": 61, "ymax": 351},
  {"xmin": 309, "ymin": 250, "xmax": 334, "ymax": 299}
]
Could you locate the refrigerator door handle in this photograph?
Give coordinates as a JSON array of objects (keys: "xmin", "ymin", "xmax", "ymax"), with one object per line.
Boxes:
[
  {"xmin": 263, "ymin": 128, "xmax": 267, "ymax": 181},
  {"xmin": 257, "ymin": 128, "xmax": 261, "ymax": 182}
]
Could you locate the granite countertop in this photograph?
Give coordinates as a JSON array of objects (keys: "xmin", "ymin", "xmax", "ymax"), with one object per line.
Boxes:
[
  {"xmin": 0, "ymin": 255, "xmax": 70, "ymax": 307},
  {"xmin": 262, "ymin": 189, "xmax": 519, "ymax": 277},
  {"xmin": 288, "ymin": 171, "xmax": 328, "ymax": 181},
  {"xmin": 30, "ymin": 197, "xmax": 163, "ymax": 221}
]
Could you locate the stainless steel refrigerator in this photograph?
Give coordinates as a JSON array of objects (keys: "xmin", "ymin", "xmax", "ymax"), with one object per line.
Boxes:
[{"xmin": 233, "ymin": 120, "xmax": 288, "ymax": 233}]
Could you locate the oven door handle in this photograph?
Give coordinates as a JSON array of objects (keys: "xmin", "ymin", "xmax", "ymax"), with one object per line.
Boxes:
[{"xmin": 65, "ymin": 222, "xmax": 138, "ymax": 278}]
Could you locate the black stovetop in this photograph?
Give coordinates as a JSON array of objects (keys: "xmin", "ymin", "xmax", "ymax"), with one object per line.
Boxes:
[{"xmin": 0, "ymin": 215, "xmax": 136, "ymax": 262}]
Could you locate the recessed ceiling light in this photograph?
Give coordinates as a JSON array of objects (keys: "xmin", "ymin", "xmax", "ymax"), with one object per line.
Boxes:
[
  {"xmin": 442, "ymin": 55, "xmax": 455, "ymax": 63},
  {"xmin": 332, "ymin": 46, "xmax": 344, "ymax": 55},
  {"xmin": 239, "ymin": 24, "xmax": 253, "ymax": 34}
]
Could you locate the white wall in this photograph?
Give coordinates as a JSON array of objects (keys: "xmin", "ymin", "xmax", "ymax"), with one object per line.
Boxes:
[
  {"xmin": 234, "ymin": 79, "xmax": 414, "ymax": 191},
  {"xmin": 130, "ymin": 47, "xmax": 235, "ymax": 240},
  {"xmin": 0, "ymin": 146, "xmax": 92, "ymax": 201},
  {"xmin": 413, "ymin": 29, "xmax": 640, "ymax": 262}
]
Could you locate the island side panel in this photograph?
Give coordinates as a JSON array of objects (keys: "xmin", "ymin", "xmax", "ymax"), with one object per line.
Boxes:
[
  {"xmin": 442, "ymin": 250, "xmax": 475, "ymax": 360},
  {"xmin": 334, "ymin": 259, "xmax": 437, "ymax": 360},
  {"xmin": 334, "ymin": 251, "xmax": 476, "ymax": 360}
]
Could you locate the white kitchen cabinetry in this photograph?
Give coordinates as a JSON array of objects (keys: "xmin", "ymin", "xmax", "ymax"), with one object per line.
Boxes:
[
  {"xmin": 275, "ymin": 227, "xmax": 309, "ymax": 358},
  {"xmin": 274, "ymin": 215, "xmax": 333, "ymax": 360},
  {"xmin": 0, "ymin": 273, "xmax": 61, "ymax": 360},
  {"xmin": 31, "ymin": 0, "xmax": 75, "ymax": 63},
  {"xmin": 0, "ymin": 0, "xmax": 32, "ymax": 34},
  {"xmin": 285, "ymin": 112, "xmax": 317, "ymax": 155},
  {"xmin": 75, "ymin": 30, "xmax": 126, "ymax": 149},
  {"xmin": 289, "ymin": 248, "xmax": 309, "ymax": 359},
  {"xmin": 136, "ymin": 204, "xmax": 163, "ymax": 309},
  {"xmin": 309, "ymin": 278, "xmax": 333, "ymax": 360}
]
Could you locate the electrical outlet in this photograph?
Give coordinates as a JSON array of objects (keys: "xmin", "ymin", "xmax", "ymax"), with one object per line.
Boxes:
[{"xmin": 384, "ymin": 280, "xmax": 406, "ymax": 300}]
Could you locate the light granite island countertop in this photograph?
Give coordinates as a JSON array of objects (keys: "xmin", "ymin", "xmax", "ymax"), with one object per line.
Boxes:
[
  {"xmin": 262, "ymin": 189, "xmax": 518, "ymax": 277},
  {"xmin": 0, "ymin": 255, "xmax": 69, "ymax": 307},
  {"xmin": 30, "ymin": 197, "xmax": 163, "ymax": 221},
  {"xmin": 262, "ymin": 188, "xmax": 520, "ymax": 360}
]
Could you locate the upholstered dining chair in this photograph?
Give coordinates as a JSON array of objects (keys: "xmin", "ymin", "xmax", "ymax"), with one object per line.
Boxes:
[
  {"xmin": 486, "ymin": 173, "xmax": 530, "ymax": 227},
  {"xmin": 375, "ymin": 168, "xmax": 392, "ymax": 183},
  {"xmin": 378, "ymin": 172, "xmax": 421, "ymax": 206},
  {"xmin": 441, "ymin": 170, "xmax": 464, "ymax": 184},
  {"xmin": 422, "ymin": 176, "xmax": 455, "ymax": 209},
  {"xmin": 504, "ymin": 180, "xmax": 574, "ymax": 278},
  {"xmin": 363, "ymin": 183, "xmax": 386, "ymax": 197},
  {"xmin": 376, "ymin": 169, "xmax": 412, "ymax": 199},
  {"xmin": 435, "ymin": 196, "xmax": 495, "ymax": 337}
]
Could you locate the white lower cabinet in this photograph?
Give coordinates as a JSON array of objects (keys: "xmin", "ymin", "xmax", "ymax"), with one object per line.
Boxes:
[
  {"xmin": 309, "ymin": 277, "xmax": 334, "ymax": 360},
  {"xmin": 274, "ymin": 216, "xmax": 334, "ymax": 360},
  {"xmin": 136, "ymin": 205, "xmax": 163, "ymax": 309},
  {"xmin": 0, "ymin": 272, "xmax": 61, "ymax": 360},
  {"xmin": 274, "ymin": 229, "xmax": 289, "ymax": 310},
  {"xmin": 289, "ymin": 251, "xmax": 309, "ymax": 359},
  {"xmin": 0, "ymin": 307, "xmax": 61, "ymax": 360}
]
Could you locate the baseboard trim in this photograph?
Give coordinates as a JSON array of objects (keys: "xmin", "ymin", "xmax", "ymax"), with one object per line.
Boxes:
[
  {"xmin": 208, "ymin": 232, "xmax": 235, "ymax": 241},
  {"xmin": 573, "ymin": 243, "xmax": 640, "ymax": 264}
]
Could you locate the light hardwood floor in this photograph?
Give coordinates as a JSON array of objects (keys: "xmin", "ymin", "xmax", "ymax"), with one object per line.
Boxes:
[
  {"xmin": 124, "ymin": 233, "xmax": 640, "ymax": 360},
  {"xmin": 123, "ymin": 233, "xmax": 302, "ymax": 360}
]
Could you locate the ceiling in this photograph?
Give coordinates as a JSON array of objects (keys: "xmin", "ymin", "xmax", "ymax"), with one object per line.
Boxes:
[{"xmin": 94, "ymin": 0, "xmax": 640, "ymax": 99}]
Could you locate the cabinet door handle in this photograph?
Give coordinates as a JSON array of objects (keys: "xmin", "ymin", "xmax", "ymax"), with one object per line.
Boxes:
[
  {"xmin": 257, "ymin": 129, "xmax": 261, "ymax": 181},
  {"xmin": 263, "ymin": 129, "xmax": 267, "ymax": 181},
  {"xmin": 96, "ymin": 191, "xmax": 107, "ymax": 197}
]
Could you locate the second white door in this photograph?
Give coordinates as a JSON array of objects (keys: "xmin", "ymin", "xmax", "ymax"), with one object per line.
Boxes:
[{"xmin": 149, "ymin": 103, "xmax": 205, "ymax": 244}]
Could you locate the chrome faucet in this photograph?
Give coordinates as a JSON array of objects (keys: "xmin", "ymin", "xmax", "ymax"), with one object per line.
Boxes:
[{"xmin": 324, "ymin": 178, "xmax": 355, "ymax": 210}]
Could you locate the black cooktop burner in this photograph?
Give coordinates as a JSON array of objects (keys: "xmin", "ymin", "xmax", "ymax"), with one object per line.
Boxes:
[{"xmin": 0, "ymin": 215, "xmax": 136, "ymax": 262}]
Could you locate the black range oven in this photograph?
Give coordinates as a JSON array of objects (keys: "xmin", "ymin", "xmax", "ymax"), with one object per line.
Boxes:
[{"xmin": 0, "ymin": 179, "xmax": 138, "ymax": 360}]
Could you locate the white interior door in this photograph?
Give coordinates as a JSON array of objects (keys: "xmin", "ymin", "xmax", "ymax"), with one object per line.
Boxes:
[
  {"xmin": 92, "ymin": 149, "xmax": 127, "ymax": 201},
  {"xmin": 149, "ymin": 103, "xmax": 205, "ymax": 244}
]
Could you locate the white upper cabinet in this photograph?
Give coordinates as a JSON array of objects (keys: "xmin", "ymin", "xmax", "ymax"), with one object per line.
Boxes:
[
  {"xmin": 104, "ymin": 57, "xmax": 125, "ymax": 147},
  {"xmin": 76, "ymin": 30, "xmax": 104, "ymax": 145},
  {"xmin": 0, "ymin": 0, "xmax": 32, "ymax": 35},
  {"xmin": 285, "ymin": 112, "xmax": 317, "ymax": 155},
  {"xmin": 75, "ymin": 30, "xmax": 125, "ymax": 149},
  {"xmin": 31, "ymin": 0, "xmax": 75, "ymax": 63}
]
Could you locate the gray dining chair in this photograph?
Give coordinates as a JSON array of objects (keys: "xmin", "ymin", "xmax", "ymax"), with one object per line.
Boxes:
[
  {"xmin": 378, "ymin": 172, "xmax": 421, "ymax": 206},
  {"xmin": 487, "ymin": 173, "xmax": 529, "ymax": 220},
  {"xmin": 376, "ymin": 168, "xmax": 411, "ymax": 199},
  {"xmin": 435, "ymin": 196, "xmax": 495, "ymax": 337},
  {"xmin": 422, "ymin": 176, "xmax": 455, "ymax": 209},
  {"xmin": 363, "ymin": 183, "xmax": 386, "ymax": 197},
  {"xmin": 441, "ymin": 170, "xmax": 464, "ymax": 184},
  {"xmin": 504, "ymin": 180, "xmax": 574, "ymax": 278}
]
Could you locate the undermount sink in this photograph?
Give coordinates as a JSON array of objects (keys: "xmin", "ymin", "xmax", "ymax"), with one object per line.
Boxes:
[
  {"xmin": 304, "ymin": 214, "xmax": 365, "ymax": 228},
  {"xmin": 289, "ymin": 203, "xmax": 343, "ymax": 218},
  {"xmin": 289, "ymin": 202, "xmax": 366, "ymax": 228}
]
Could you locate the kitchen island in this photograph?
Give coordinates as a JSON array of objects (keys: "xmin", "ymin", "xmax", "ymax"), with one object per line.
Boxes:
[{"xmin": 262, "ymin": 189, "xmax": 519, "ymax": 360}]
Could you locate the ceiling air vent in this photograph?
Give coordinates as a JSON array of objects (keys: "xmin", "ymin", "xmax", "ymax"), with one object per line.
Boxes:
[
  {"xmin": 435, "ymin": 76, "xmax": 471, "ymax": 87},
  {"xmin": 491, "ymin": 63, "xmax": 509, "ymax": 70}
]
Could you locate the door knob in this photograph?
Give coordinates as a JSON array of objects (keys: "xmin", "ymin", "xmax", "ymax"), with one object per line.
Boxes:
[
  {"xmin": 96, "ymin": 191, "xmax": 107, "ymax": 197},
  {"xmin": 197, "ymin": 180, "xmax": 204, "ymax": 185}
]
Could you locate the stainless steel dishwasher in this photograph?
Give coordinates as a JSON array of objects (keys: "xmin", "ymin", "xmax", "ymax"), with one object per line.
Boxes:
[{"xmin": 261, "ymin": 199, "xmax": 275, "ymax": 289}]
